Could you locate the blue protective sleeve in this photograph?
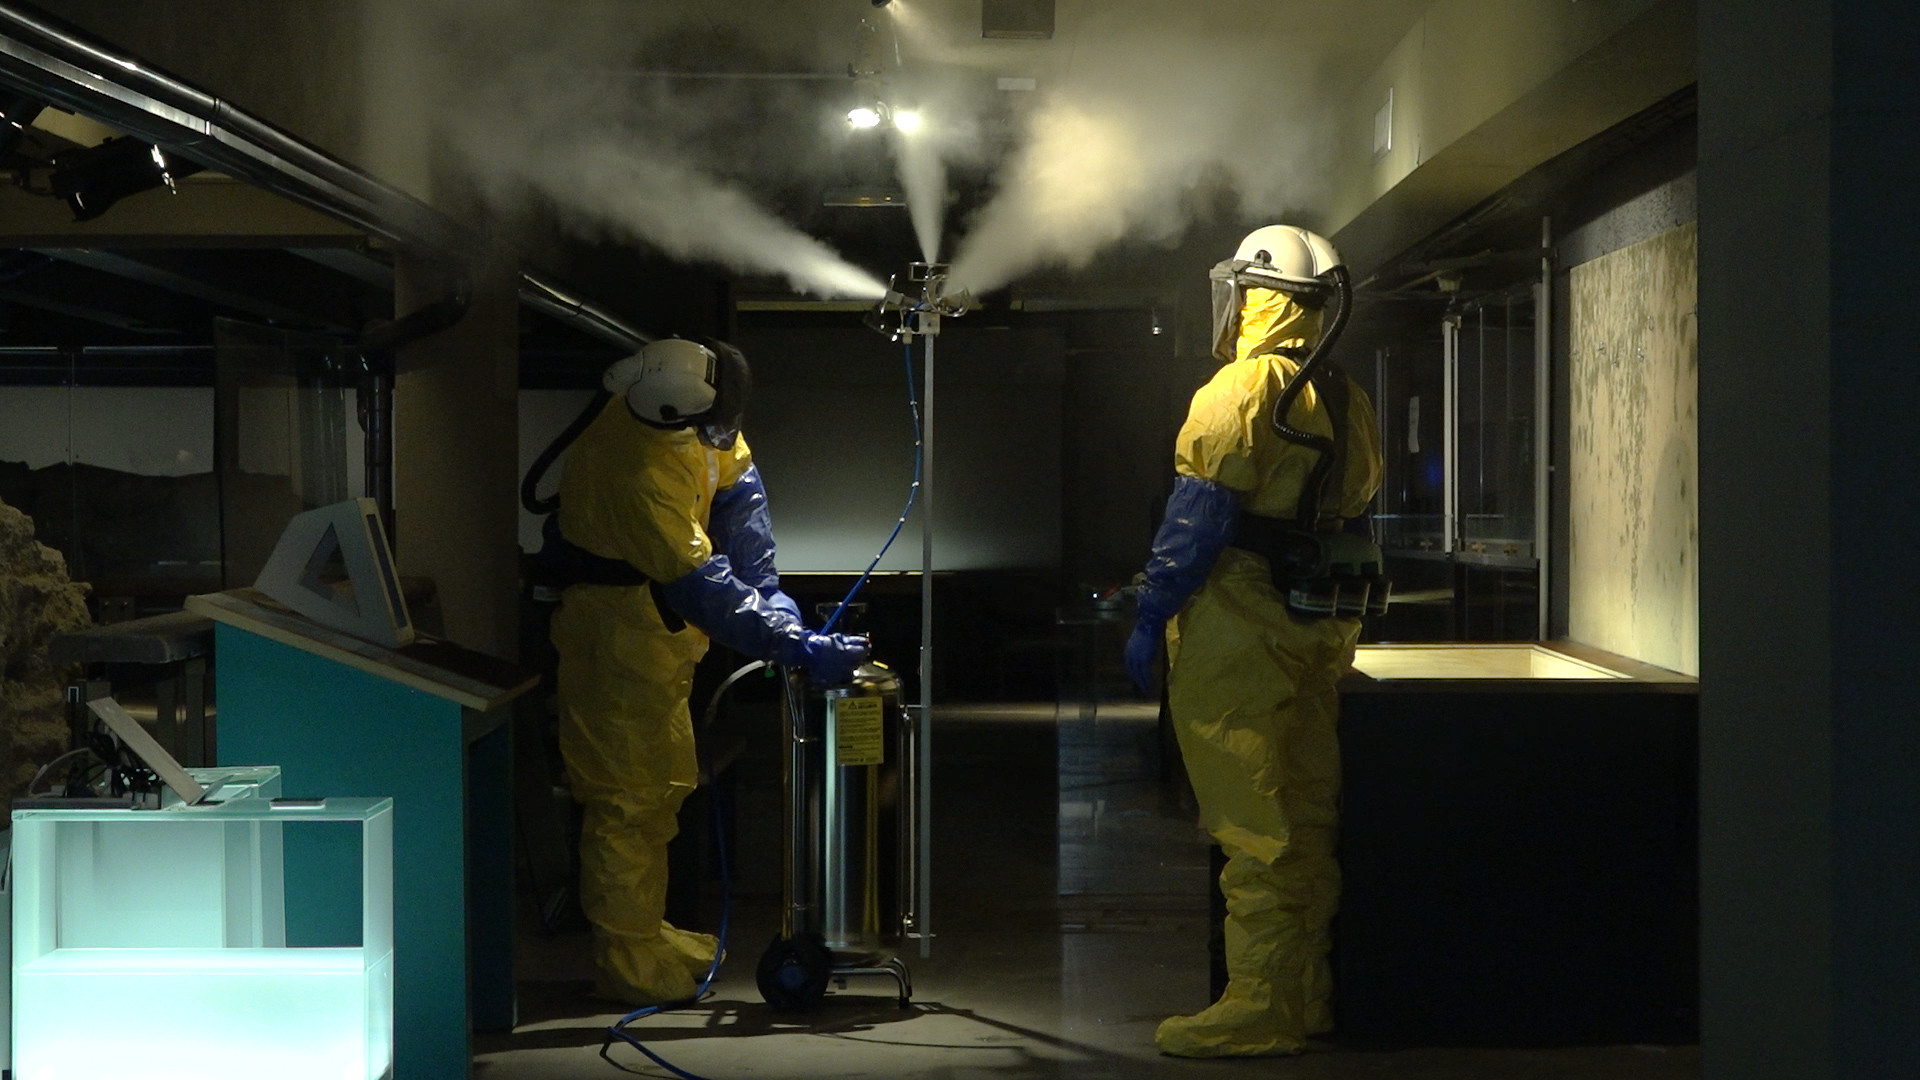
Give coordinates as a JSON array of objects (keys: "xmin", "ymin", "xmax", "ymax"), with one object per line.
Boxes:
[
  {"xmin": 1135, "ymin": 475, "xmax": 1240, "ymax": 626},
  {"xmin": 707, "ymin": 464, "xmax": 779, "ymax": 591},
  {"xmin": 659, "ymin": 553, "xmax": 812, "ymax": 665}
]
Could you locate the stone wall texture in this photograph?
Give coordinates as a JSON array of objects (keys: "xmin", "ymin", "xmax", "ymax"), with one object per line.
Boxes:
[
  {"xmin": 1567, "ymin": 221, "xmax": 1699, "ymax": 675},
  {"xmin": 1, "ymin": 496, "xmax": 91, "ymax": 804}
]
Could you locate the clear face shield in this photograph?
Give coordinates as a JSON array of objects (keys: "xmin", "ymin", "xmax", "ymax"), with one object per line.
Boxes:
[
  {"xmin": 696, "ymin": 339, "xmax": 751, "ymax": 450},
  {"xmin": 1207, "ymin": 259, "xmax": 1247, "ymax": 362},
  {"xmin": 1208, "ymin": 260, "xmax": 1332, "ymax": 362}
]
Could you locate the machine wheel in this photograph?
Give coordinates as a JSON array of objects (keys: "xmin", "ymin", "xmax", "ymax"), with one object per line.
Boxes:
[{"xmin": 756, "ymin": 933, "xmax": 833, "ymax": 1011}]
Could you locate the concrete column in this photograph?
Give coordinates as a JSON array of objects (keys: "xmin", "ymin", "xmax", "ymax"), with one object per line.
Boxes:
[
  {"xmin": 1698, "ymin": 3, "xmax": 1920, "ymax": 1078},
  {"xmin": 392, "ymin": 255, "xmax": 520, "ymax": 659}
]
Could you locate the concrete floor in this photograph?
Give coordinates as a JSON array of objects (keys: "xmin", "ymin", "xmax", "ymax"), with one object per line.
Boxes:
[{"xmin": 474, "ymin": 701, "xmax": 1701, "ymax": 1080}]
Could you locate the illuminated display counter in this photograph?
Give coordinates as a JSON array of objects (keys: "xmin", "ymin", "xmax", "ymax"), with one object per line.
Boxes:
[
  {"xmin": 1332, "ymin": 641, "xmax": 1698, "ymax": 1045},
  {"xmin": 10, "ymin": 776, "xmax": 393, "ymax": 1080}
]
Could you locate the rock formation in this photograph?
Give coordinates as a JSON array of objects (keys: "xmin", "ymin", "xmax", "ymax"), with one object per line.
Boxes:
[{"xmin": 1, "ymin": 496, "xmax": 91, "ymax": 805}]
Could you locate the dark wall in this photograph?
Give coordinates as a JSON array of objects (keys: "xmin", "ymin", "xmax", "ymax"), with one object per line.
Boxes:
[
  {"xmin": 725, "ymin": 301, "xmax": 1206, "ymax": 701},
  {"xmin": 1698, "ymin": 4, "xmax": 1920, "ymax": 1078},
  {"xmin": 734, "ymin": 321, "xmax": 1063, "ymax": 573}
]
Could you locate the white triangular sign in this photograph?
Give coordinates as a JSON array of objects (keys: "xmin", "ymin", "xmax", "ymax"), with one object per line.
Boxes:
[{"xmin": 255, "ymin": 497, "xmax": 414, "ymax": 648}]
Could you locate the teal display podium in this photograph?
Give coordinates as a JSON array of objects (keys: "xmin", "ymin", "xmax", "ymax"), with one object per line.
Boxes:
[{"xmin": 189, "ymin": 588, "xmax": 537, "ymax": 1079}]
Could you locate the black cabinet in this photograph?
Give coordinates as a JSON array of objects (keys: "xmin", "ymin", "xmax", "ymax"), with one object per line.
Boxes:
[{"xmin": 1331, "ymin": 643, "xmax": 1698, "ymax": 1046}]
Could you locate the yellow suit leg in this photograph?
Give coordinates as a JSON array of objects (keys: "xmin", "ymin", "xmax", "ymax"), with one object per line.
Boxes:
[
  {"xmin": 552, "ymin": 585, "xmax": 718, "ymax": 1005},
  {"xmin": 1158, "ymin": 554, "xmax": 1358, "ymax": 1056}
]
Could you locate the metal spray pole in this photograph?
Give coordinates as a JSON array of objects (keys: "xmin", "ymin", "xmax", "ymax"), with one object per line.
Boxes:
[
  {"xmin": 914, "ymin": 304, "xmax": 935, "ymax": 959},
  {"xmin": 873, "ymin": 265, "xmax": 963, "ymax": 960}
]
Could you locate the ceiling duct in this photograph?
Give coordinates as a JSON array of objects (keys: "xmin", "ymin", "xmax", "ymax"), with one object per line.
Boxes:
[
  {"xmin": 983, "ymin": 0, "xmax": 1055, "ymax": 40},
  {"xmin": 0, "ymin": 3, "xmax": 651, "ymax": 352}
]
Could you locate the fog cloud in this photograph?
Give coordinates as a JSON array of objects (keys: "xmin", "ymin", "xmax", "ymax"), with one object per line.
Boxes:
[{"xmin": 945, "ymin": 18, "xmax": 1332, "ymax": 295}]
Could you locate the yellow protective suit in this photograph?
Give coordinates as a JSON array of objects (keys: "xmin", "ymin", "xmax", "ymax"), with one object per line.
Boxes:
[
  {"xmin": 550, "ymin": 396, "xmax": 754, "ymax": 1005},
  {"xmin": 1156, "ymin": 287, "xmax": 1383, "ymax": 1057}
]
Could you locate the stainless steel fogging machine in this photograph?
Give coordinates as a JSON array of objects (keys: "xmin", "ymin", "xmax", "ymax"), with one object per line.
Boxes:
[
  {"xmin": 754, "ymin": 264, "xmax": 968, "ymax": 1010},
  {"xmin": 755, "ymin": 658, "xmax": 917, "ymax": 1009}
]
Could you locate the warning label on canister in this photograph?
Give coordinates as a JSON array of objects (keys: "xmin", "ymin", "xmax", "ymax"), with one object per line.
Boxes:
[{"xmin": 835, "ymin": 696, "xmax": 885, "ymax": 767}]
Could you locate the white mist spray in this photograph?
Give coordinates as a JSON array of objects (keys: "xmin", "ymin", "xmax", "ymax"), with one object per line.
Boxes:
[
  {"xmin": 394, "ymin": 1, "xmax": 890, "ymax": 300},
  {"xmin": 946, "ymin": 14, "xmax": 1333, "ymax": 296},
  {"xmin": 892, "ymin": 125, "xmax": 946, "ymax": 265},
  {"xmin": 875, "ymin": 4, "xmax": 961, "ymax": 265},
  {"xmin": 459, "ymin": 121, "xmax": 890, "ymax": 299}
]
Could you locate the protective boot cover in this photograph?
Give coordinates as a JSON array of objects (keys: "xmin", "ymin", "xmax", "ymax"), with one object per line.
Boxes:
[
  {"xmin": 550, "ymin": 397, "xmax": 753, "ymax": 1003},
  {"xmin": 1154, "ymin": 287, "xmax": 1382, "ymax": 1056}
]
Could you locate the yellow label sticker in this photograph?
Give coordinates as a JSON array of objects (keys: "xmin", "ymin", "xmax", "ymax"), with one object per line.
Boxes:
[{"xmin": 835, "ymin": 695, "xmax": 886, "ymax": 767}]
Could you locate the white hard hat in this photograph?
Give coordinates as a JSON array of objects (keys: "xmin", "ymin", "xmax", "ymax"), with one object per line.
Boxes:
[
  {"xmin": 1208, "ymin": 225, "xmax": 1348, "ymax": 362},
  {"xmin": 603, "ymin": 338, "xmax": 718, "ymax": 426},
  {"xmin": 1229, "ymin": 225, "xmax": 1344, "ymax": 290}
]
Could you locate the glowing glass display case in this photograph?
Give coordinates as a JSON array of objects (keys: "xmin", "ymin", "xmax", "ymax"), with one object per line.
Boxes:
[{"xmin": 10, "ymin": 773, "xmax": 393, "ymax": 1080}]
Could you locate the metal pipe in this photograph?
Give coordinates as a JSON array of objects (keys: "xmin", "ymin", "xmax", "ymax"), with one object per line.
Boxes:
[
  {"xmin": 0, "ymin": 3, "xmax": 471, "ymax": 257},
  {"xmin": 362, "ymin": 372, "xmax": 392, "ymax": 530},
  {"xmin": 358, "ymin": 285, "xmax": 472, "ymax": 537},
  {"xmin": 783, "ymin": 670, "xmax": 811, "ymax": 940},
  {"xmin": 517, "ymin": 273, "xmax": 653, "ymax": 351},
  {"xmin": 1375, "ymin": 345, "xmax": 1389, "ymax": 537},
  {"xmin": 822, "ymin": 689, "xmax": 846, "ymax": 944},
  {"xmin": 1442, "ymin": 314, "xmax": 1460, "ymax": 555},
  {"xmin": 896, "ymin": 657, "xmax": 919, "ymax": 947},
  {"xmin": 914, "ymin": 311, "xmax": 935, "ymax": 959},
  {"xmin": 0, "ymin": 345, "xmax": 212, "ymax": 356},
  {"xmin": 0, "ymin": 5, "xmax": 654, "ymax": 347},
  {"xmin": 1535, "ymin": 217, "xmax": 1553, "ymax": 640}
]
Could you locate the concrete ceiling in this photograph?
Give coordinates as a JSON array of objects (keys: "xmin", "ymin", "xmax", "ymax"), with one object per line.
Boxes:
[{"xmin": 641, "ymin": 0, "xmax": 1432, "ymax": 88}]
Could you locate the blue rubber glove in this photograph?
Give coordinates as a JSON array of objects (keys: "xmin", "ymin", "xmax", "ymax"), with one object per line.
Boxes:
[
  {"xmin": 708, "ymin": 465, "xmax": 779, "ymax": 591},
  {"xmin": 801, "ymin": 631, "xmax": 870, "ymax": 686},
  {"xmin": 661, "ymin": 554, "xmax": 869, "ymax": 684},
  {"xmin": 762, "ymin": 588, "xmax": 803, "ymax": 623},
  {"xmin": 1124, "ymin": 621, "xmax": 1164, "ymax": 695},
  {"xmin": 1125, "ymin": 475, "xmax": 1240, "ymax": 692}
]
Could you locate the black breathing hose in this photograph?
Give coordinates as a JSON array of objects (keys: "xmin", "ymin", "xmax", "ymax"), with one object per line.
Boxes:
[
  {"xmin": 1266, "ymin": 264, "xmax": 1353, "ymax": 529},
  {"xmin": 521, "ymin": 389, "xmax": 612, "ymax": 515}
]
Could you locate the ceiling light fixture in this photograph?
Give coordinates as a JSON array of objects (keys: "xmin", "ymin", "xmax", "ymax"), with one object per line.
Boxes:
[{"xmin": 0, "ymin": 91, "xmax": 44, "ymax": 156}]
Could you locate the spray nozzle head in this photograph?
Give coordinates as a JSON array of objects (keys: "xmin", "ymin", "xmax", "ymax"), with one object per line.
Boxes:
[
  {"xmin": 909, "ymin": 262, "xmax": 972, "ymax": 316},
  {"xmin": 928, "ymin": 285, "xmax": 972, "ymax": 317},
  {"xmin": 866, "ymin": 264, "xmax": 971, "ymax": 339},
  {"xmin": 864, "ymin": 275, "xmax": 909, "ymax": 339}
]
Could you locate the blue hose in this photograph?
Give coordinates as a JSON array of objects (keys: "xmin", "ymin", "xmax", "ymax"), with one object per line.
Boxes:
[
  {"xmin": 599, "ymin": 780, "xmax": 735, "ymax": 1078},
  {"xmin": 820, "ymin": 339, "xmax": 923, "ymax": 635}
]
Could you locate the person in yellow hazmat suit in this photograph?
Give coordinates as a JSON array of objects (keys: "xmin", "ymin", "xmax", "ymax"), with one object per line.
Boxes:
[
  {"xmin": 543, "ymin": 337, "xmax": 869, "ymax": 1005},
  {"xmin": 1124, "ymin": 225, "xmax": 1386, "ymax": 1057}
]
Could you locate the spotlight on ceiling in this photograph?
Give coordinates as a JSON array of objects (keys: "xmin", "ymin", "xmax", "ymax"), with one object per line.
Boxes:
[
  {"xmin": 891, "ymin": 109, "xmax": 924, "ymax": 134},
  {"xmin": 49, "ymin": 137, "xmax": 204, "ymax": 222},
  {"xmin": 847, "ymin": 105, "xmax": 884, "ymax": 129},
  {"xmin": 0, "ymin": 92, "xmax": 44, "ymax": 156}
]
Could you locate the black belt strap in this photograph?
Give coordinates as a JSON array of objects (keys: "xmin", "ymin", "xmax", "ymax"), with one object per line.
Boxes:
[
  {"xmin": 1234, "ymin": 511, "xmax": 1297, "ymax": 556},
  {"xmin": 535, "ymin": 516, "xmax": 686, "ymax": 631}
]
